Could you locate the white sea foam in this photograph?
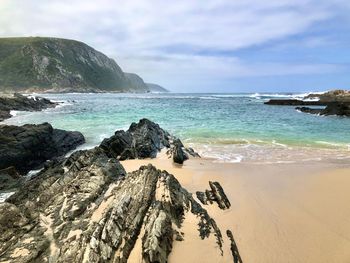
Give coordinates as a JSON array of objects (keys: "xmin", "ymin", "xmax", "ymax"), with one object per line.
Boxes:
[
  {"xmin": 10, "ymin": 110, "xmax": 19, "ymax": 116},
  {"xmin": 26, "ymin": 168, "xmax": 43, "ymax": 179},
  {"xmin": 0, "ymin": 192, "xmax": 15, "ymax": 203}
]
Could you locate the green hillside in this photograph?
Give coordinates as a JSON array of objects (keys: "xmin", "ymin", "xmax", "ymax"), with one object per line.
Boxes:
[{"xmin": 0, "ymin": 37, "xmax": 149, "ymax": 93}]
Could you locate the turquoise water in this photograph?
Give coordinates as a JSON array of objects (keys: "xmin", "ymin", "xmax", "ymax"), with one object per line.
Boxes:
[{"xmin": 4, "ymin": 93, "xmax": 350, "ymax": 163}]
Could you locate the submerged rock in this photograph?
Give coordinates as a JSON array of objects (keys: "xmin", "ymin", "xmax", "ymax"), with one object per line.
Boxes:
[
  {"xmin": 0, "ymin": 93, "xmax": 57, "ymax": 121},
  {"xmin": 0, "ymin": 147, "xmax": 231, "ymax": 262},
  {"xmin": 295, "ymin": 106, "xmax": 323, "ymax": 115},
  {"xmin": 100, "ymin": 118, "xmax": 199, "ymax": 164},
  {"xmin": 196, "ymin": 181, "xmax": 231, "ymax": 210},
  {"xmin": 0, "ymin": 122, "xmax": 85, "ymax": 174}
]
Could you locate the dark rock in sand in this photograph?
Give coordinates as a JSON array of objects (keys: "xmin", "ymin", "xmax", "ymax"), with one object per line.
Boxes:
[
  {"xmin": 0, "ymin": 147, "xmax": 228, "ymax": 262},
  {"xmin": 0, "ymin": 93, "xmax": 57, "ymax": 121},
  {"xmin": 0, "ymin": 122, "xmax": 85, "ymax": 174},
  {"xmin": 100, "ymin": 118, "xmax": 199, "ymax": 164},
  {"xmin": 196, "ymin": 181, "xmax": 231, "ymax": 210},
  {"xmin": 172, "ymin": 138, "xmax": 188, "ymax": 164},
  {"xmin": 227, "ymin": 230, "xmax": 243, "ymax": 263}
]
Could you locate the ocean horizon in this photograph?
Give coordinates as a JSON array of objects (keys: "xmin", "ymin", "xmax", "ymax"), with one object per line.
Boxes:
[{"xmin": 4, "ymin": 92, "xmax": 350, "ymax": 165}]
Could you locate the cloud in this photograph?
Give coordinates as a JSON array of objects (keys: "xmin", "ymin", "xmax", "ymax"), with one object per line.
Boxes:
[{"xmin": 0, "ymin": 0, "xmax": 349, "ymax": 91}]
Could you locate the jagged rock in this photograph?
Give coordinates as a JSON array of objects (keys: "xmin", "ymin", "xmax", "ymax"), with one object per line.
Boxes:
[
  {"xmin": 0, "ymin": 93, "xmax": 57, "ymax": 121},
  {"xmin": 227, "ymin": 230, "xmax": 243, "ymax": 263},
  {"xmin": 196, "ymin": 181, "xmax": 231, "ymax": 210},
  {"xmin": 0, "ymin": 148, "xmax": 229, "ymax": 262},
  {"xmin": 172, "ymin": 138, "xmax": 188, "ymax": 164},
  {"xmin": 0, "ymin": 122, "xmax": 85, "ymax": 174},
  {"xmin": 100, "ymin": 118, "xmax": 199, "ymax": 164}
]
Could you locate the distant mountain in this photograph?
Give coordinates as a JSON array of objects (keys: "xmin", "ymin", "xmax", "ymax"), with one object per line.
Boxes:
[
  {"xmin": 0, "ymin": 37, "xmax": 153, "ymax": 93},
  {"xmin": 146, "ymin": 83, "xmax": 169, "ymax": 93}
]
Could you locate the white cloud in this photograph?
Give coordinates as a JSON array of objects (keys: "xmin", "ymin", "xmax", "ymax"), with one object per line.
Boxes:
[{"xmin": 0, "ymin": 0, "xmax": 348, "ymax": 91}]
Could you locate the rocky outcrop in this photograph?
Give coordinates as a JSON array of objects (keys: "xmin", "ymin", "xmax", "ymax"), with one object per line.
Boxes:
[
  {"xmin": 0, "ymin": 147, "xmax": 231, "ymax": 262},
  {"xmin": 100, "ymin": 118, "xmax": 199, "ymax": 164},
  {"xmin": 0, "ymin": 93, "xmax": 57, "ymax": 121},
  {"xmin": 196, "ymin": 181, "xmax": 231, "ymax": 210},
  {"xmin": 264, "ymin": 99, "xmax": 325, "ymax": 106},
  {"xmin": 265, "ymin": 90, "xmax": 350, "ymax": 117},
  {"xmin": 304, "ymin": 90, "xmax": 350, "ymax": 103},
  {"xmin": 0, "ymin": 122, "xmax": 85, "ymax": 174},
  {"xmin": 296, "ymin": 102, "xmax": 350, "ymax": 117}
]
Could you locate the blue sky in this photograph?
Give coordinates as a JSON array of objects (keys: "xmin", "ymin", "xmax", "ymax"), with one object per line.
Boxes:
[{"xmin": 0, "ymin": 0, "xmax": 349, "ymax": 92}]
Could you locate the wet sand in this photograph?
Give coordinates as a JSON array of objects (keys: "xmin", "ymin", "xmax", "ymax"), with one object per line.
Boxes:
[{"xmin": 121, "ymin": 157, "xmax": 350, "ymax": 263}]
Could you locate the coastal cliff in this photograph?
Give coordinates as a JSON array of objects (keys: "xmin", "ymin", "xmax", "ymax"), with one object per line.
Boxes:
[{"xmin": 0, "ymin": 37, "xmax": 156, "ymax": 93}]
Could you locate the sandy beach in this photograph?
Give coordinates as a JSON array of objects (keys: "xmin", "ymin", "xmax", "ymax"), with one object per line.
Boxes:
[{"xmin": 122, "ymin": 156, "xmax": 350, "ymax": 263}]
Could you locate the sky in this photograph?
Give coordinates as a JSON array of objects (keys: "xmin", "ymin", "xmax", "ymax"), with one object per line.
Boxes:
[{"xmin": 0, "ymin": 0, "xmax": 349, "ymax": 92}]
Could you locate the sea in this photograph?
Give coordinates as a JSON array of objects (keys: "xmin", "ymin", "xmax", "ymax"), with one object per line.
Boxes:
[{"xmin": 4, "ymin": 92, "xmax": 350, "ymax": 164}]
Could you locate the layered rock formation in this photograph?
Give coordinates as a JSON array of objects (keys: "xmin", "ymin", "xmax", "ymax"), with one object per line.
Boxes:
[
  {"xmin": 100, "ymin": 118, "xmax": 199, "ymax": 164},
  {"xmin": 0, "ymin": 122, "xmax": 85, "ymax": 174},
  {"xmin": 0, "ymin": 119, "xmax": 240, "ymax": 262},
  {"xmin": 0, "ymin": 93, "xmax": 57, "ymax": 121},
  {"xmin": 0, "ymin": 147, "xmax": 233, "ymax": 262},
  {"xmin": 196, "ymin": 181, "xmax": 231, "ymax": 210}
]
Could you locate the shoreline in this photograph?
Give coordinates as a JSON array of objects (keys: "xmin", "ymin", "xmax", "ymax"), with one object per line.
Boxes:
[
  {"xmin": 121, "ymin": 156, "xmax": 350, "ymax": 263},
  {"xmin": 1, "ymin": 115, "xmax": 350, "ymax": 262}
]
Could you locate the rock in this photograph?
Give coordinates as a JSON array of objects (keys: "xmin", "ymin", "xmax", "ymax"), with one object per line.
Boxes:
[
  {"xmin": 0, "ymin": 166, "xmax": 23, "ymax": 191},
  {"xmin": 264, "ymin": 99, "xmax": 325, "ymax": 106},
  {"xmin": 296, "ymin": 102, "xmax": 350, "ymax": 117},
  {"xmin": 100, "ymin": 118, "xmax": 199, "ymax": 164},
  {"xmin": 172, "ymin": 138, "xmax": 188, "ymax": 164},
  {"xmin": 304, "ymin": 89, "xmax": 350, "ymax": 103},
  {"xmin": 0, "ymin": 148, "xmax": 231, "ymax": 262},
  {"xmin": 0, "ymin": 93, "xmax": 57, "ymax": 121},
  {"xmin": 196, "ymin": 181, "xmax": 231, "ymax": 210},
  {"xmin": 295, "ymin": 107, "xmax": 323, "ymax": 115},
  {"xmin": 227, "ymin": 230, "xmax": 243, "ymax": 263},
  {"xmin": 0, "ymin": 122, "xmax": 85, "ymax": 174},
  {"xmin": 321, "ymin": 102, "xmax": 350, "ymax": 116}
]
